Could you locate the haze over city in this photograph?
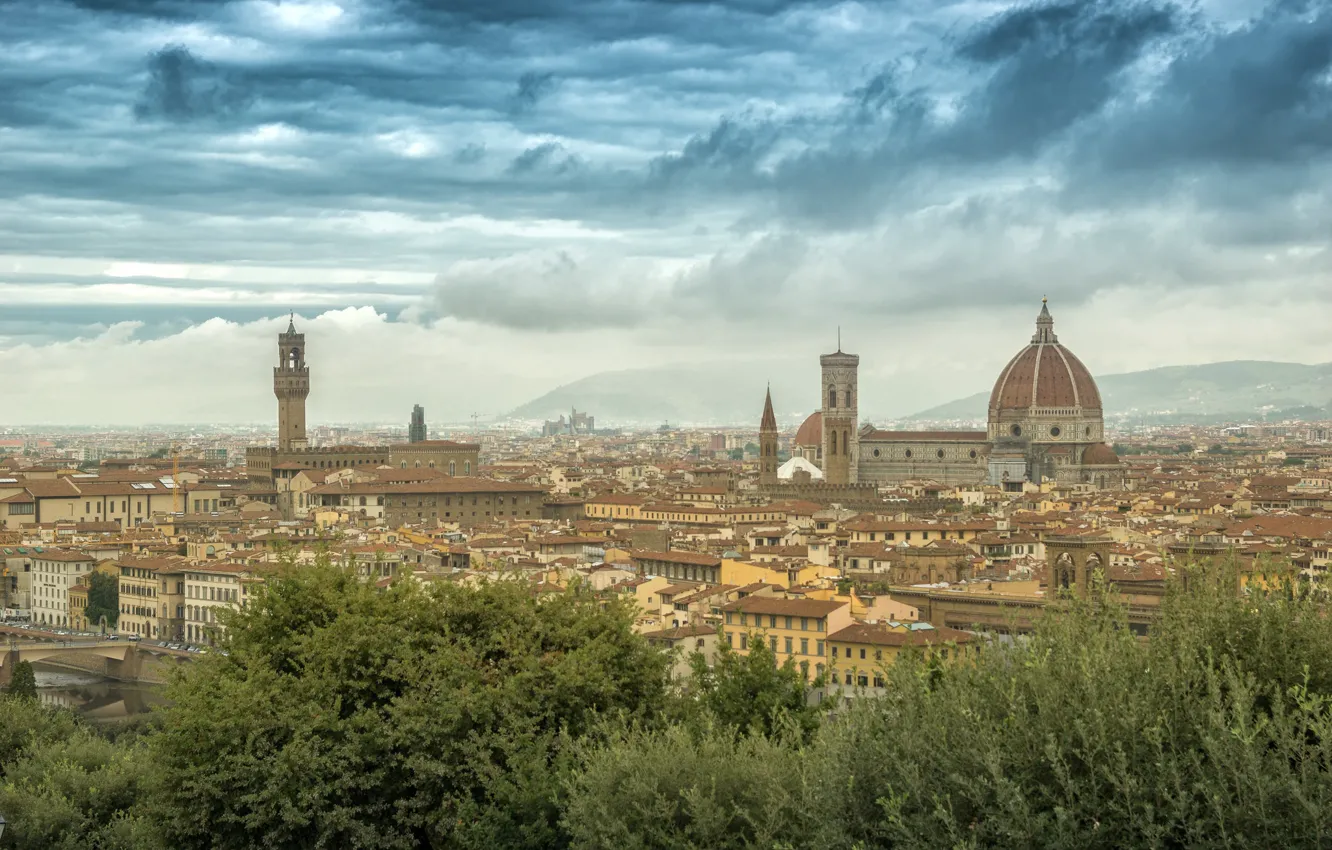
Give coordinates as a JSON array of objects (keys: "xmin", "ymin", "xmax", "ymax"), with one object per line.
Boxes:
[{"xmin": 3, "ymin": 0, "xmax": 1331, "ymax": 423}]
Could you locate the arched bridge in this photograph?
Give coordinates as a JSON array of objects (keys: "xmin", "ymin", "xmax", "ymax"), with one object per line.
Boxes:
[{"xmin": 0, "ymin": 638, "xmax": 143, "ymax": 684}]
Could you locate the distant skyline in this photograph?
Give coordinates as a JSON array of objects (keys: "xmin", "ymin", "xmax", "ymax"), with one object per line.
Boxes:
[{"xmin": 3, "ymin": 0, "xmax": 1331, "ymax": 424}]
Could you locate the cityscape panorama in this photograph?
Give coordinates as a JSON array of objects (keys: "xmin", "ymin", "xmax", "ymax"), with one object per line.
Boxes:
[{"xmin": 2, "ymin": 0, "xmax": 1332, "ymax": 847}]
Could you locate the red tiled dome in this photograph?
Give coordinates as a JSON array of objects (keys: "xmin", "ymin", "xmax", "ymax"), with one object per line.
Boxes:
[
  {"xmin": 989, "ymin": 301, "xmax": 1102, "ymax": 413},
  {"xmin": 794, "ymin": 412, "xmax": 822, "ymax": 446},
  {"xmin": 1082, "ymin": 443, "xmax": 1120, "ymax": 465}
]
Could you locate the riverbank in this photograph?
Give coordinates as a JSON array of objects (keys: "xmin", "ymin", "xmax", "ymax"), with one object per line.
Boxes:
[{"xmin": 33, "ymin": 663, "xmax": 169, "ymax": 721}]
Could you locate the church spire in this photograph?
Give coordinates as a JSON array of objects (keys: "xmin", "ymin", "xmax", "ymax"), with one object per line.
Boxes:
[
  {"xmin": 1032, "ymin": 297, "xmax": 1057, "ymax": 344},
  {"xmin": 760, "ymin": 386, "xmax": 777, "ymax": 432}
]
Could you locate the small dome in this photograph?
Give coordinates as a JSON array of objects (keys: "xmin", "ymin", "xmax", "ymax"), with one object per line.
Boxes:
[
  {"xmin": 1082, "ymin": 443, "xmax": 1120, "ymax": 465},
  {"xmin": 990, "ymin": 301, "xmax": 1101, "ymax": 413},
  {"xmin": 794, "ymin": 412, "xmax": 823, "ymax": 447}
]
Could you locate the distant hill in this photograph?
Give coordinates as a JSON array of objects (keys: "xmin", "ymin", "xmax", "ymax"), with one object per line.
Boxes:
[
  {"xmin": 907, "ymin": 360, "xmax": 1332, "ymax": 423},
  {"xmin": 507, "ymin": 362, "xmax": 815, "ymax": 426},
  {"xmin": 508, "ymin": 359, "xmax": 1332, "ymax": 428}
]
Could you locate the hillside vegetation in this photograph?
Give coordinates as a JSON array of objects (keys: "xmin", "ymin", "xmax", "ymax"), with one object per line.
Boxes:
[{"xmin": 2, "ymin": 562, "xmax": 1332, "ymax": 848}]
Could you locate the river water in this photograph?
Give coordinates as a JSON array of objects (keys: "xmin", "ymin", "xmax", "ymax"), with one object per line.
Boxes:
[{"xmin": 32, "ymin": 663, "xmax": 168, "ymax": 721}]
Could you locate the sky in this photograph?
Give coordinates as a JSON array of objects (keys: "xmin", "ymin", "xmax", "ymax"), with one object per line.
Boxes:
[{"xmin": 1, "ymin": 0, "xmax": 1331, "ymax": 425}]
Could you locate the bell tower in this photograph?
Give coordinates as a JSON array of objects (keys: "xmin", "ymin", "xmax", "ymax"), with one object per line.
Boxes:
[
  {"xmin": 820, "ymin": 334, "xmax": 859, "ymax": 485},
  {"xmin": 759, "ymin": 387, "xmax": 779, "ymax": 489},
  {"xmin": 274, "ymin": 315, "xmax": 310, "ymax": 451}
]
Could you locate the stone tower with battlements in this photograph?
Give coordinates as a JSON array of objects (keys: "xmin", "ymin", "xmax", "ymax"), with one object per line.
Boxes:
[
  {"xmin": 274, "ymin": 316, "xmax": 310, "ymax": 451},
  {"xmin": 759, "ymin": 387, "xmax": 779, "ymax": 488},
  {"xmin": 820, "ymin": 342, "xmax": 859, "ymax": 485}
]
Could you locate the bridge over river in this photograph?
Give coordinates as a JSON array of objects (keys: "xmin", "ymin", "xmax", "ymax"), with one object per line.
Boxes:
[{"xmin": 0, "ymin": 626, "xmax": 201, "ymax": 685}]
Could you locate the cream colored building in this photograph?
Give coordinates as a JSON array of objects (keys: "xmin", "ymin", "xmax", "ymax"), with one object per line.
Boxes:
[
  {"xmin": 184, "ymin": 563, "xmax": 258, "ymax": 645},
  {"xmin": 31, "ymin": 549, "xmax": 95, "ymax": 627},
  {"xmin": 116, "ymin": 556, "xmax": 186, "ymax": 640},
  {"xmin": 0, "ymin": 478, "xmax": 225, "ymax": 531}
]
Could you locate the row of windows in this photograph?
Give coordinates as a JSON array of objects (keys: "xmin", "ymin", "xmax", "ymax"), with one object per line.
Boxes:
[
  {"xmin": 725, "ymin": 611, "xmax": 825, "ymax": 632},
  {"xmin": 869, "ymin": 448, "xmax": 981, "ymax": 460},
  {"xmin": 188, "ymin": 585, "xmax": 237, "ymax": 602},
  {"xmin": 860, "ymin": 529, "xmax": 972, "ymax": 542},
  {"xmin": 399, "ymin": 460, "xmax": 470, "ymax": 474},
  {"xmin": 733, "ymin": 632, "xmax": 826, "ymax": 657},
  {"xmin": 643, "ymin": 563, "xmax": 720, "ymax": 583}
]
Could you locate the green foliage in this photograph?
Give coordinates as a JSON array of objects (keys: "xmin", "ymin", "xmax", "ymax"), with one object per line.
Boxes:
[
  {"xmin": 85, "ymin": 570, "xmax": 119, "ymax": 630},
  {"xmin": 684, "ymin": 631, "xmax": 822, "ymax": 741},
  {"xmin": 0, "ymin": 695, "xmax": 81, "ymax": 771},
  {"xmin": 798, "ymin": 576, "xmax": 1332, "ymax": 850},
  {"xmin": 563, "ymin": 722, "xmax": 806, "ymax": 850},
  {"xmin": 6, "ymin": 557, "xmax": 1332, "ymax": 849},
  {"xmin": 0, "ymin": 732, "xmax": 158, "ymax": 850},
  {"xmin": 5, "ymin": 661, "xmax": 37, "ymax": 702},
  {"xmin": 146, "ymin": 560, "xmax": 671, "ymax": 850},
  {"xmin": 0, "ymin": 698, "xmax": 158, "ymax": 850}
]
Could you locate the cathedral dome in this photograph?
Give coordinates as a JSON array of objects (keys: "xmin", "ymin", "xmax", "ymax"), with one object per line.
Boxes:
[
  {"xmin": 794, "ymin": 412, "xmax": 822, "ymax": 447},
  {"xmin": 989, "ymin": 300, "xmax": 1101, "ymax": 415},
  {"xmin": 1082, "ymin": 443, "xmax": 1120, "ymax": 465}
]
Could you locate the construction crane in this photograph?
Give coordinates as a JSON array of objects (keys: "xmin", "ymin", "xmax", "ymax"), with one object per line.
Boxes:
[{"xmin": 171, "ymin": 443, "xmax": 181, "ymax": 514}]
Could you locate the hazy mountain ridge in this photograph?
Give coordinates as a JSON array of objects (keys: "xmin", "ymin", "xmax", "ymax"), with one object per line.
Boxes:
[
  {"xmin": 907, "ymin": 360, "xmax": 1332, "ymax": 423},
  {"xmin": 510, "ymin": 360, "xmax": 1332, "ymax": 427}
]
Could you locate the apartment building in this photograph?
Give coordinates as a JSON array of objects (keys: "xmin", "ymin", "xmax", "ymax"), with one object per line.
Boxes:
[
  {"xmin": 719, "ymin": 596, "xmax": 852, "ymax": 682},
  {"xmin": 116, "ymin": 556, "xmax": 186, "ymax": 640},
  {"xmin": 31, "ymin": 549, "xmax": 95, "ymax": 627},
  {"xmin": 183, "ymin": 562, "xmax": 257, "ymax": 645}
]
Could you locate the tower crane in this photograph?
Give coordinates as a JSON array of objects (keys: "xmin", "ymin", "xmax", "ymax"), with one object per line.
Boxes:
[{"xmin": 171, "ymin": 443, "xmax": 181, "ymax": 515}]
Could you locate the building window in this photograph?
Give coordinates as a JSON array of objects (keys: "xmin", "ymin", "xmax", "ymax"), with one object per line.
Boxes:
[
  {"xmin": 785, "ymin": 636, "xmax": 793, "ymax": 654},
  {"xmin": 1050, "ymin": 426, "xmax": 1062, "ymax": 437},
  {"xmin": 800, "ymin": 617, "xmax": 808, "ymax": 631},
  {"xmin": 800, "ymin": 637, "xmax": 809, "ymax": 655},
  {"xmin": 904, "ymin": 449, "xmax": 912, "ymax": 459},
  {"xmin": 828, "ymin": 386, "xmax": 836, "ymax": 408},
  {"xmin": 1011, "ymin": 424, "xmax": 1022, "ymax": 437}
]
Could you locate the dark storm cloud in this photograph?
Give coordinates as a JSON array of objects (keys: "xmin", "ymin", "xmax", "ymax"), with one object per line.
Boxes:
[
  {"xmin": 5, "ymin": 0, "xmax": 1332, "ymax": 341},
  {"xmin": 510, "ymin": 72, "xmax": 557, "ymax": 113},
  {"xmin": 1088, "ymin": 1, "xmax": 1332, "ymax": 170},
  {"xmin": 506, "ymin": 142, "xmax": 583, "ymax": 175},
  {"xmin": 134, "ymin": 45, "xmax": 252, "ymax": 122},
  {"xmin": 655, "ymin": 0, "xmax": 1182, "ymax": 223},
  {"xmin": 943, "ymin": 0, "xmax": 1180, "ymax": 159}
]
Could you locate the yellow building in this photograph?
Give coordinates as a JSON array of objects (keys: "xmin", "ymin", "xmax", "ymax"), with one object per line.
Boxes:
[
  {"xmin": 68, "ymin": 582, "xmax": 89, "ymax": 631},
  {"xmin": 116, "ymin": 556, "xmax": 186, "ymax": 640},
  {"xmin": 719, "ymin": 597, "xmax": 852, "ymax": 682},
  {"xmin": 826, "ymin": 621, "xmax": 975, "ymax": 695}
]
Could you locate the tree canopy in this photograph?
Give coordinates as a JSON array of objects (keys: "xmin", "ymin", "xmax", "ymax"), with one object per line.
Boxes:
[
  {"xmin": 6, "ymin": 661, "xmax": 37, "ymax": 702},
  {"xmin": 146, "ymin": 562, "xmax": 670, "ymax": 850},
  {"xmin": 84, "ymin": 571, "xmax": 119, "ymax": 630},
  {"xmin": 2, "ymin": 560, "xmax": 1332, "ymax": 849}
]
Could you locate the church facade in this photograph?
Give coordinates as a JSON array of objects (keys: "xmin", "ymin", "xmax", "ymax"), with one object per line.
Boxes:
[{"xmin": 769, "ymin": 301, "xmax": 1124, "ymax": 492}]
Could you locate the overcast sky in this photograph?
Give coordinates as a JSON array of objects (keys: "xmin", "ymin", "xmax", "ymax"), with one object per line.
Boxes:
[{"xmin": 2, "ymin": 0, "xmax": 1330, "ymax": 425}]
